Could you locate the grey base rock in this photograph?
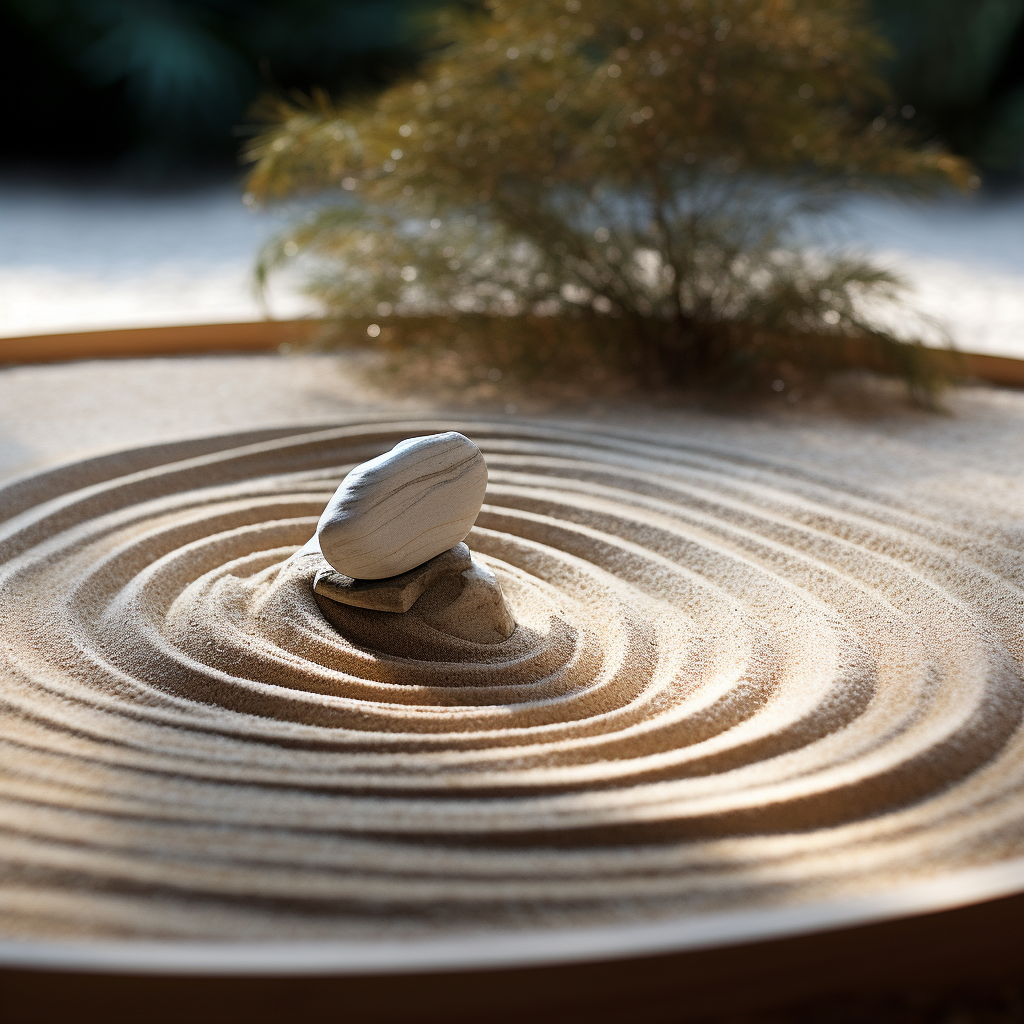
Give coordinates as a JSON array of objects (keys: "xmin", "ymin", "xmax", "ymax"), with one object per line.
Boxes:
[
  {"xmin": 313, "ymin": 543, "xmax": 474, "ymax": 613},
  {"xmin": 413, "ymin": 558, "xmax": 517, "ymax": 645},
  {"xmin": 311, "ymin": 542, "xmax": 516, "ymax": 646}
]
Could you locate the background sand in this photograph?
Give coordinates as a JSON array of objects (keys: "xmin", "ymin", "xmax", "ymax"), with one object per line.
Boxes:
[{"xmin": 4, "ymin": 352, "xmax": 1024, "ymax": 512}]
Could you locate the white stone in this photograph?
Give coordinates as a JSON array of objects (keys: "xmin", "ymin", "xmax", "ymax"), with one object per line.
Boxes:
[{"xmin": 316, "ymin": 431, "xmax": 488, "ymax": 580}]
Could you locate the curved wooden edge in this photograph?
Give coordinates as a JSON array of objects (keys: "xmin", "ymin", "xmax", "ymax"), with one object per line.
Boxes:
[
  {"xmin": 2, "ymin": 888, "xmax": 1023, "ymax": 1024},
  {"xmin": 2, "ymin": 321, "xmax": 1023, "ymax": 388},
  {"xmin": 942, "ymin": 349, "xmax": 1024, "ymax": 388},
  {"xmin": 0, "ymin": 321, "xmax": 323, "ymax": 364}
]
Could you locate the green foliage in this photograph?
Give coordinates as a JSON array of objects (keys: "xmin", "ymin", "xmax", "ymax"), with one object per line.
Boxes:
[
  {"xmin": 2, "ymin": 0, "xmax": 427, "ymax": 167},
  {"xmin": 248, "ymin": 0, "xmax": 970, "ymax": 399},
  {"xmin": 978, "ymin": 86, "xmax": 1024, "ymax": 171},
  {"xmin": 871, "ymin": 0, "xmax": 1024, "ymax": 172},
  {"xmin": 5, "ymin": 0, "xmax": 1021, "ymax": 173}
]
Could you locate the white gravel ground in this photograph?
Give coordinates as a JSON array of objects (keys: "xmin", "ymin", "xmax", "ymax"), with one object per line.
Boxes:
[{"xmin": 0, "ymin": 177, "xmax": 315, "ymax": 334}]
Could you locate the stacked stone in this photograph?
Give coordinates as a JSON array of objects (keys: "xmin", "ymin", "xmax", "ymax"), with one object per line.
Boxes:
[{"xmin": 310, "ymin": 431, "xmax": 515, "ymax": 644}]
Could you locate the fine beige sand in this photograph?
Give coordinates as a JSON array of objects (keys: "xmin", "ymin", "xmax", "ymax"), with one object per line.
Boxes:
[{"xmin": 0, "ymin": 355, "xmax": 1022, "ymax": 945}]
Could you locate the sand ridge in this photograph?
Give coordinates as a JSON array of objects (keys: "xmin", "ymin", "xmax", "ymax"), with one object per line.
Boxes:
[{"xmin": 0, "ymin": 418, "xmax": 1022, "ymax": 941}]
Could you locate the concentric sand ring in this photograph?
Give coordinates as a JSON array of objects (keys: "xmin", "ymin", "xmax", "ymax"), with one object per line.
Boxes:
[{"xmin": 0, "ymin": 420, "xmax": 1022, "ymax": 948}]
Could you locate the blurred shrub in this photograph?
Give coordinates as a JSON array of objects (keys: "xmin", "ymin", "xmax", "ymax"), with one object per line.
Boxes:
[
  {"xmin": 872, "ymin": 0, "xmax": 1024, "ymax": 175},
  {"xmin": 247, "ymin": 0, "xmax": 968, "ymax": 400},
  {"xmin": 0, "ymin": 0, "xmax": 426, "ymax": 172}
]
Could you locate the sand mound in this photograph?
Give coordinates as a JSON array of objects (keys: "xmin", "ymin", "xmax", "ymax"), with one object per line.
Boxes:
[{"xmin": 0, "ymin": 419, "xmax": 1022, "ymax": 943}]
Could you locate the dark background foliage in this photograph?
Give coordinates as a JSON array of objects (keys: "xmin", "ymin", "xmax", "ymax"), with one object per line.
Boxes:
[
  {"xmin": 2, "ymin": 0, "xmax": 1024, "ymax": 179},
  {"xmin": 874, "ymin": 0, "xmax": 1024, "ymax": 176},
  {"xmin": 0, "ymin": 0, "xmax": 427, "ymax": 176}
]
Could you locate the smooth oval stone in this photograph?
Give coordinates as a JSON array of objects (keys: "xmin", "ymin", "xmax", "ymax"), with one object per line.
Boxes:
[{"xmin": 317, "ymin": 431, "xmax": 488, "ymax": 580}]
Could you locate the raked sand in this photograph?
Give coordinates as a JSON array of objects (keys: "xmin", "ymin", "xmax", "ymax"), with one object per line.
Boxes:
[{"xmin": 0, "ymin": 354, "xmax": 1022, "ymax": 951}]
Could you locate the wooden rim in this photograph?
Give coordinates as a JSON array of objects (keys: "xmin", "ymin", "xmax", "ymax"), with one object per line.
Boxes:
[
  {"xmin": 2, "ymin": 882, "xmax": 1023, "ymax": 1021},
  {"xmin": 1, "ymin": 320, "xmax": 1022, "ymax": 388},
  {"xmin": 0, "ymin": 321, "xmax": 320, "ymax": 363}
]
